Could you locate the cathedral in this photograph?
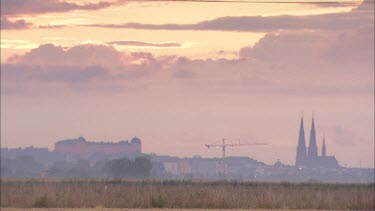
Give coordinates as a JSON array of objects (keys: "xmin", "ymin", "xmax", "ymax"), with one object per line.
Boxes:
[{"xmin": 295, "ymin": 116, "xmax": 339, "ymax": 168}]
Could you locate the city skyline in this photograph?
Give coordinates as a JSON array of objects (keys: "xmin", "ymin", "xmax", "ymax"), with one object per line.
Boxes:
[
  {"xmin": 1, "ymin": 0, "xmax": 374, "ymax": 168},
  {"xmin": 1, "ymin": 115, "xmax": 343, "ymax": 167},
  {"xmin": 0, "ymin": 114, "xmax": 368, "ymax": 168}
]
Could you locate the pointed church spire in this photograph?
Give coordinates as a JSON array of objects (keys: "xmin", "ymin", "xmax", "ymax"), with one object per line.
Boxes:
[
  {"xmin": 308, "ymin": 115, "xmax": 318, "ymax": 158},
  {"xmin": 298, "ymin": 116, "xmax": 306, "ymax": 147},
  {"xmin": 296, "ymin": 115, "xmax": 307, "ymax": 166},
  {"xmin": 322, "ymin": 135, "xmax": 326, "ymax": 157}
]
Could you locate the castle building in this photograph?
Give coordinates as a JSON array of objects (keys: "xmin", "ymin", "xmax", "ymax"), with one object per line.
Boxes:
[
  {"xmin": 295, "ymin": 116, "xmax": 338, "ymax": 169},
  {"xmin": 54, "ymin": 136, "xmax": 142, "ymax": 159}
]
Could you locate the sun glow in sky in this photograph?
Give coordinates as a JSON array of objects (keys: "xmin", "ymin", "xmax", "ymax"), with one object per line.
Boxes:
[
  {"xmin": 1, "ymin": 0, "xmax": 374, "ymax": 167},
  {"xmin": 1, "ymin": 1, "xmax": 356, "ymax": 60}
]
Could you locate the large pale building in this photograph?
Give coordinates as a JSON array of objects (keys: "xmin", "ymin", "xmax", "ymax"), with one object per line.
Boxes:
[
  {"xmin": 295, "ymin": 117, "xmax": 338, "ymax": 169},
  {"xmin": 54, "ymin": 136, "xmax": 141, "ymax": 158}
]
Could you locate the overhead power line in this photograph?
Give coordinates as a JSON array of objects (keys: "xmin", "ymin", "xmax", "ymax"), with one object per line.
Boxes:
[{"xmin": 140, "ymin": 0, "xmax": 369, "ymax": 4}]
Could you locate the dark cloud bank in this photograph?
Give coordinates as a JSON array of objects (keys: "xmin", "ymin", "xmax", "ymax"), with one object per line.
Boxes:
[
  {"xmin": 1, "ymin": 17, "xmax": 32, "ymax": 30},
  {"xmin": 88, "ymin": 0, "xmax": 373, "ymax": 32},
  {"xmin": 1, "ymin": 0, "xmax": 114, "ymax": 15},
  {"xmin": 107, "ymin": 41, "xmax": 182, "ymax": 48}
]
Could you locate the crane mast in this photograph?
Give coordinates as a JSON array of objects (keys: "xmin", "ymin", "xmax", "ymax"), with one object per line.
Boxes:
[
  {"xmin": 205, "ymin": 138, "xmax": 267, "ymax": 175},
  {"xmin": 205, "ymin": 138, "xmax": 267, "ymax": 159}
]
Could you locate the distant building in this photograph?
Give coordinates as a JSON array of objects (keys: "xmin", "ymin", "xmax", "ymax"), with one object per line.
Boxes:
[
  {"xmin": 54, "ymin": 136, "xmax": 141, "ymax": 158},
  {"xmin": 295, "ymin": 116, "xmax": 338, "ymax": 169},
  {"xmin": 163, "ymin": 159, "xmax": 192, "ymax": 176}
]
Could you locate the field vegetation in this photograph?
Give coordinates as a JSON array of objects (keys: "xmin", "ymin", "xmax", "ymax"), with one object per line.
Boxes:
[{"xmin": 1, "ymin": 179, "xmax": 374, "ymax": 210}]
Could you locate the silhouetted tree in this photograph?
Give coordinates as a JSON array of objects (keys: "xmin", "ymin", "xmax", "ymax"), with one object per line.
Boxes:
[
  {"xmin": 103, "ymin": 157, "xmax": 151, "ymax": 178},
  {"xmin": 69, "ymin": 159, "xmax": 91, "ymax": 178},
  {"xmin": 1, "ymin": 156, "xmax": 44, "ymax": 177},
  {"xmin": 133, "ymin": 157, "xmax": 151, "ymax": 177}
]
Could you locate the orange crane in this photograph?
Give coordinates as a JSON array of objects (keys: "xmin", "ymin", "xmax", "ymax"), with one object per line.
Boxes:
[{"xmin": 205, "ymin": 138, "xmax": 267, "ymax": 159}]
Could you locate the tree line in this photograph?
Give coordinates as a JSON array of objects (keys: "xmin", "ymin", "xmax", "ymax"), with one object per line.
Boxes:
[{"xmin": 1, "ymin": 156, "xmax": 155, "ymax": 179}]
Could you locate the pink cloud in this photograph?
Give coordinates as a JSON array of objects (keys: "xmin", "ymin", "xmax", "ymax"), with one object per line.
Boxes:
[
  {"xmin": 87, "ymin": 0, "xmax": 373, "ymax": 32},
  {"xmin": 107, "ymin": 41, "xmax": 182, "ymax": 48},
  {"xmin": 1, "ymin": 0, "xmax": 115, "ymax": 16},
  {"xmin": 325, "ymin": 26, "xmax": 374, "ymax": 66},
  {"xmin": 2, "ymin": 17, "xmax": 373, "ymax": 97},
  {"xmin": 1, "ymin": 17, "xmax": 32, "ymax": 29},
  {"xmin": 326, "ymin": 125, "xmax": 366, "ymax": 147}
]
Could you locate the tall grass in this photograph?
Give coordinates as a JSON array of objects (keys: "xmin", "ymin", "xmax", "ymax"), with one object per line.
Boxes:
[{"xmin": 1, "ymin": 179, "xmax": 374, "ymax": 209}]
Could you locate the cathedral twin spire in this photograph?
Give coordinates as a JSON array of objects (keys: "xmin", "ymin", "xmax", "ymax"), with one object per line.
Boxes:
[
  {"xmin": 296, "ymin": 114, "xmax": 326, "ymax": 166},
  {"xmin": 307, "ymin": 116, "xmax": 318, "ymax": 158},
  {"xmin": 322, "ymin": 135, "xmax": 326, "ymax": 157},
  {"xmin": 296, "ymin": 117, "xmax": 307, "ymax": 166}
]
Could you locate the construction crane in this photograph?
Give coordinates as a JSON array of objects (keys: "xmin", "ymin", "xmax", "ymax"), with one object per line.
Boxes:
[
  {"xmin": 205, "ymin": 138, "xmax": 267, "ymax": 175},
  {"xmin": 206, "ymin": 138, "xmax": 267, "ymax": 176},
  {"xmin": 205, "ymin": 138, "xmax": 267, "ymax": 159}
]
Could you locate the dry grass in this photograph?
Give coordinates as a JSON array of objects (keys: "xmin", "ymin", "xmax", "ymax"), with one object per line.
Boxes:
[
  {"xmin": 1, "ymin": 180, "xmax": 374, "ymax": 210},
  {"xmin": 0, "ymin": 209, "xmax": 349, "ymax": 211}
]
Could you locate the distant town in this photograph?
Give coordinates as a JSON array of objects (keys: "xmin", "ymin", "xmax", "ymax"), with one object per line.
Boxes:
[{"xmin": 1, "ymin": 117, "xmax": 373, "ymax": 182}]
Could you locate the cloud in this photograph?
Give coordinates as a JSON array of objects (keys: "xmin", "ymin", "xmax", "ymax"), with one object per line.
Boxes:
[
  {"xmin": 87, "ymin": 0, "xmax": 373, "ymax": 32},
  {"xmin": 107, "ymin": 40, "xmax": 182, "ymax": 48},
  {"xmin": 10, "ymin": 43, "xmax": 123, "ymax": 67},
  {"xmin": 38, "ymin": 25, "xmax": 66, "ymax": 29},
  {"xmin": 324, "ymin": 26, "xmax": 374, "ymax": 65},
  {"xmin": 2, "ymin": 43, "xmax": 162, "ymax": 91},
  {"xmin": 239, "ymin": 32, "xmax": 323, "ymax": 64},
  {"xmin": 236, "ymin": 25, "xmax": 374, "ymax": 95},
  {"xmin": 326, "ymin": 126, "xmax": 366, "ymax": 146},
  {"xmin": 239, "ymin": 25, "xmax": 374, "ymax": 69},
  {"xmin": 1, "ymin": 17, "xmax": 32, "ymax": 30},
  {"xmin": 307, "ymin": 1, "xmax": 357, "ymax": 8},
  {"xmin": 1, "ymin": 0, "xmax": 115, "ymax": 16},
  {"xmin": 2, "ymin": 17, "xmax": 373, "ymax": 96},
  {"xmin": 2, "ymin": 64, "xmax": 107, "ymax": 83},
  {"xmin": 173, "ymin": 70, "xmax": 195, "ymax": 79}
]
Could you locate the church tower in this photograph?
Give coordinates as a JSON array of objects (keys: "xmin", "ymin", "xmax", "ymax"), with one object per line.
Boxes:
[
  {"xmin": 296, "ymin": 116, "xmax": 307, "ymax": 166},
  {"xmin": 322, "ymin": 135, "xmax": 326, "ymax": 157},
  {"xmin": 308, "ymin": 116, "xmax": 318, "ymax": 158}
]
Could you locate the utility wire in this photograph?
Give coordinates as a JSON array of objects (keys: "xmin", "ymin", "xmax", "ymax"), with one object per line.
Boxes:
[{"xmin": 140, "ymin": 0, "xmax": 370, "ymax": 4}]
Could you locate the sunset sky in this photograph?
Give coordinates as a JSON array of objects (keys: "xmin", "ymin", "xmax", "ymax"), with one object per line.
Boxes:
[{"xmin": 1, "ymin": 0, "xmax": 374, "ymax": 167}]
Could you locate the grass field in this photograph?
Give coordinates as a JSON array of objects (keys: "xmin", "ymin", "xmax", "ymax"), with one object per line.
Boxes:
[
  {"xmin": 1, "ymin": 180, "xmax": 374, "ymax": 210},
  {"xmin": 0, "ymin": 209, "xmax": 348, "ymax": 211}
]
